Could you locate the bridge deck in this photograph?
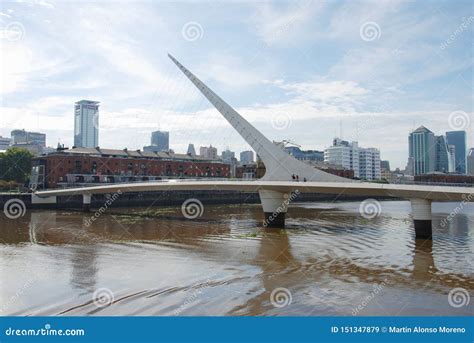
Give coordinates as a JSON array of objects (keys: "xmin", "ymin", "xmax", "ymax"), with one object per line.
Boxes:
[{"xmin": 35, "ymin": 180, "xmax": 474, "ymax": 202}]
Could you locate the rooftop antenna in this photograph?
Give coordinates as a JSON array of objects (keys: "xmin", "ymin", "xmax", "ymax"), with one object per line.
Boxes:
[{"xmin": 339, "ymin": 119, "xmax": 343, "ymax": 139}]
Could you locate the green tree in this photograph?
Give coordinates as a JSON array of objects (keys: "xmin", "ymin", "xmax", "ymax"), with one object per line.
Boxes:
[{"xmin": 0, "ymin": 148, "xmax": 33, "ymax": 183}]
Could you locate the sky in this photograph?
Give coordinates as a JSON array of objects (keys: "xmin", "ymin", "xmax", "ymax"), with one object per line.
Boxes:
[{"xmin": 0, "ymin": 0, "xmax": 473, "ymax": 169}]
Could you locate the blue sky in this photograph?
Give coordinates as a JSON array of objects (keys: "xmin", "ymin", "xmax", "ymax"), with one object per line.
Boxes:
[{"xmin": 1, "ymin": 0, "xmax": 473, "ymax": 168}]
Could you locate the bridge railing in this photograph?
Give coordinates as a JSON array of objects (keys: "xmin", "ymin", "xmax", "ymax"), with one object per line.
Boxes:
[
  {"xmin": 53, "ymin": 177, "xmax": 251, "ymax": 189},
  {"xmin": 390, "ymin": 180, "xmax": 474, "ymax": 187}
]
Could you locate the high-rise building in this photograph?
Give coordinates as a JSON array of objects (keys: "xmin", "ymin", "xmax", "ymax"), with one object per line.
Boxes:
[
  {"xmin": 324, "ymin": 138, "xmax": 381, "ymax": 180},
  {"xmin": 446, "ymin": 131, "xmax": 467, "ymax": 174},
  {"xmin": 0, "ymin": 136, "xmax": 11, "ymax": 150},
  {"xmin": 240, "ymin": 150, "xmax": 254, "ymax": 164},
  {"xmin": 144, "ymin": 130, "xmax": 169, "ymax": 152},
  {"xmin": 408, "ymin": 126, "xmax": 436, "ymax": 175},
  {"xmin": 324, "ymin": 138, "xmax": 360, "ymax": 178},
  {"xmin": 221, "ymin": 149, "xmax": 237, "ymax": 177},
  {"xmin": 448, "ymin": 145, "xmax": 456, "ymax": 173},
  {"xmin": 151, "ymin": 131, "xmax": 169, "ymax": 151},
  {"xmin": 74, "ymin": 100, "xmax": 99, "ymax": 148},
  {"xmin": 187, "ymin": 143, "xmax": 196, "ymax": 157},
  {"xmin": 359, "ymin": 148, "xmax": 381, "ymax": 180},
  {"xmin": 200, "ymin": 145, "xmax": 218, "ymax": 160},
  {"xmin": 467, "ymin": 148, "xmax": 474, "ymax": 175},
  {"xmin": 11, "ymin": 129, "xmax": 46, "ymax": 147},
  {"xmin": 380, "ymin": 160, "xmax": 390, "ymax": 171},
  {"xmin": 434, "ymin": 135, "xmax": 451, "ymax": 173},
  {"xmin": 221, "ymin": 149, "xmax": 235, "ymax": 163}
]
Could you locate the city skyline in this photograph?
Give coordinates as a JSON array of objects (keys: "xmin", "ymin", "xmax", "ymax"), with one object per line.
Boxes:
[
  {"xmin": 2, "ymin": 116, "xmax": 471, "ymax": 176},
  {"xmin": 1, "ymin": 1, "xmax": 473, "ymax": 169}
]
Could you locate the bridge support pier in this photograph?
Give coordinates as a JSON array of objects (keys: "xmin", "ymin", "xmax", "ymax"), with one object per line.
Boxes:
[
  {"xmin": 83, "ymin": 194, "xmax": 91, "ymax": 212},
  {"xmin": 259, "ymin": 190, "xmax": 290, "ymax": 228},
  {"xmin": 410, "ymin": 199, "xmax": 432, "ymax": 239}
]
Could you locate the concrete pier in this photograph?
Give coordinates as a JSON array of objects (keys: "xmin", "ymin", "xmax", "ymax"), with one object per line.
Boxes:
[
  {"xmin": 410, "ymin": 198, "xmax": 432, "ymax": 239},
  {"xmin": 83, "ymin": 194, "xmax": 91, "ymax": 212},
  {"xmin": 259, "ymin": 190, "xmax": 290, "ymax": 228}
]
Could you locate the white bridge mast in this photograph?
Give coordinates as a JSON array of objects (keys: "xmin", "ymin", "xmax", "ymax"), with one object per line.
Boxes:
[{"xmin": 168, "ymin": 54, "xmax": 350, "ymax": 184}]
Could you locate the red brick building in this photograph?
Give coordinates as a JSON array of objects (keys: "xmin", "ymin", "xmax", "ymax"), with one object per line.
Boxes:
[
  {"xmin": 33, "ymin": 147, "xmax": 231, "ymax": 189},
  {"xmin": 415, "ymin": 173, "xmax": 474, "ymax": 184}
]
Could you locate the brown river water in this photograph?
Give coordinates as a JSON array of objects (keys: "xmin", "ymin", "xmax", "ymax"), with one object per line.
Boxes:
[{"xmin": 1, "ymin": 201, "xmax": 473, "ymax": 316}]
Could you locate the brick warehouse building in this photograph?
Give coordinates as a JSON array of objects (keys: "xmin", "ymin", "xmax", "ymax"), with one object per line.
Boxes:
[{"xmin": 32, "ymin": 147, "xmax": 231, "ymax": 189}]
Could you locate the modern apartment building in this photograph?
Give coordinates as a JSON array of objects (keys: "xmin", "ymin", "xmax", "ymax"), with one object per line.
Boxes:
[{"xmin": 324, "ymin": 138, "xmax": 381, "ymax": 180}]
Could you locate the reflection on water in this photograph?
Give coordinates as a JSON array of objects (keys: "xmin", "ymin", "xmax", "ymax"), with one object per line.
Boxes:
[{"xmin": 0, "ymin": 201, "xmax": 473, "ymax": 316}]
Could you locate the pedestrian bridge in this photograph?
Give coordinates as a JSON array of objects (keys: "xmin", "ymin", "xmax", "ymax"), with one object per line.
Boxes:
[
  {"xmin": 35, "ymin": 180, "xmax": 472, "ymax": 202},
  {"xmin": 34, "ymin": 54, "xmax": 473, "ymax": 239},
  {"xmin": 34, "ymin": 179, "xmax": 473, "ymax": 239}
]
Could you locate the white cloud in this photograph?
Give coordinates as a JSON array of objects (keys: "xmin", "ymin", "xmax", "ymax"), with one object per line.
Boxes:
[
  {"xmin": 278, "ymin": 80, "xmax": 369, "ymax": 104},
  {"xmin": 0, "ymin": 43, "xmax": 33, "ymax": 94},
  {"xmin": 250, "ymin": 0, "xmax": 324, "ymax": 46}
]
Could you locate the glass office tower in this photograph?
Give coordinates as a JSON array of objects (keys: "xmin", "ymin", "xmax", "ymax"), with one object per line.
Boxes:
[
  {"xmin": 74, "ymin": 100, "xmax": 99, "ymax": 148},
  {"xmin": 446, "ymin": 131, "xmax": 467, "ymax": 174}
]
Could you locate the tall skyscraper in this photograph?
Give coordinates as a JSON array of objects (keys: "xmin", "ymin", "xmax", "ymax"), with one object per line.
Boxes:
[
  {"xmin": 240, "ymin": 150, "xmax": 254, "ymax": 164},
  {"xmin": 467, "ymin": 148, "xmax": 474, "ymax": 175},
  {"xmin": 446, "ymin": 131, "xmax": 467, "ymax": 174},
  {"xmin": 408, "ymin": 126, "xmax": 436, "ymax": 175},
  {"xmin": 448, "ymin": 145, "xmax": 456, "ymax": 173},
  {"xmin": 434, "ymin": 135, "xmax": 451, "ymax": 173},
  {"xmin": 74, "ymin": 100, "xmax": 99, "ymax": 148}
]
